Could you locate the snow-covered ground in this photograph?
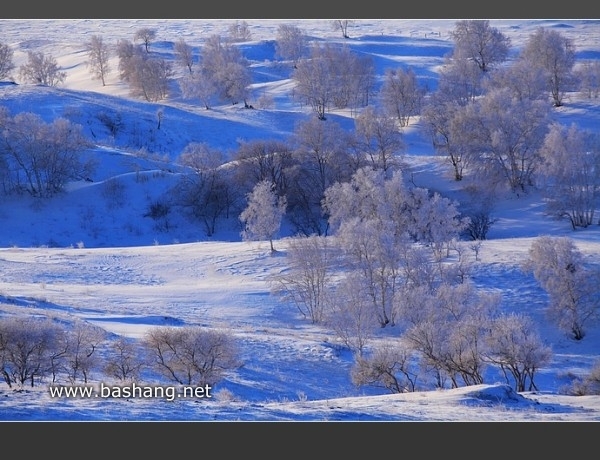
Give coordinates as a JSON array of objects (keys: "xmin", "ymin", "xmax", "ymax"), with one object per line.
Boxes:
[{"xmin": 1, "ymin": 19, "xmax": 599, "ymax": 421}]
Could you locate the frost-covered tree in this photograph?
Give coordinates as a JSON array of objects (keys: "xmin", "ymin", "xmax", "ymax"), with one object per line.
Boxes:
[
  {"xmin": 326, "ymin": 271, "xmax": 380, "ymax": 355},
  {"xmin": 0, "ymin": 112, "xmax": 94, "ymax": 197},
  {"xmin": 85, "ymin": 34, "xmax": 111, "ymax": 86},
  {"xmin": 240, "ymin": 179, "xmax": 287, "ymax": 252},
  {"xmin": 519, "ymin": 27, "xmax": 576, "ymax": 107},
  {"xmin": 292, "ymin": 46, "xmax": 334, "ymax": 120},
  {"xmin": 351, "ymin": 340, "xmax": 419, "ymax": 393},
  {"xmin": 178, "ymin": 70, "xmax": 217, "ymax": 109},
  {"xmin": 293, "ymin": 43, "xmax": 374, "ymax": 119},
  {"xmin": 420, "ymin": 93, "xmax": 474, "ymax": 181},
  {"xmin": 144, "ymin": 326, "xmax": 241, "ymax": 386},
  {"xmin": 404, "ymin": 187, "xmax": 469, "ymax": 260},
  {"xmin": 128, "ymin": 55, "xmax": 173, "ymax": 102},
  {"xmin": 437, "ymin": 55, "xmax": 484, "ymax": 105},
  {"xmin": 18, "ymin": 50, "xmax": 66, "ymax": 86},
  {"xmin": 353, "ymin": 106, "xmax": 405, "ymax": 173},
  {"xmin": 469, "ymin": 87, "xmax": 551, "ymax": 192},
  {"xmin": 575, "ymin": 60, "xmax": 600, "ymax": 99},
  {"xmin": 337, "ymin": 218, "xmax": 408, "ymax": 327},
  {"xmin": 116, "ymin": 36, "xmax": 172, "ymax": 101},
  {"xmin": 450, "ymin": 20, "xmax": 511, "ymax": 73},
  {"xmin": 323, "ymin": 167, "xmax": 410, "ymax": 237},
  {"xmin": 134, "ymin": 27, "xmax": 156, "ymax": 53},
  {"xmin": 485, "ymin": 313, "xmax": 552, "ymax": 392},
  {"xmin": 537, "ymin": 123, "xmax": 600, "ymax": 229},
  {"xmin": 174, "ymin": 38, "xmax": 195, "ymax": 74},
  {"xmin": 323, "ymin": 168, "xmax": 414, "ymax": 327},
  {"xmin": 199, "ymin": 34, "xmax": 252, "ymax": 106},
  {"xmin": 275, "ymin": 23, "xmax": 307, "ymax": 68},
  {"xmin": 270, "ymin": 235, "xmax": 336, "ymax": 324},
  {"xmin": 227, "ymin": 20, "xmax": 252, "ymax": 42},
  {"xmin": 401, "ymin": 282, "xmax": 500, "ymax": 389},
  {"xmin": 524, "ymin": 236, "xmax": 600, "ymax": 340},
  {"xmin": 380, "ymin": 67, "xmax": 426, "ymax": 127},
  {"xmin": 567, "ymin": 359, "xmax": 600, "ymax": 395},
  {"xmin": 483, "ymin": 57, "xmax": 548, "ymax": 102},
  {"xmin": 0, "ymin": 41, "xmax": 15, "ymax": 81},
  {"xmin": 116, "ymin": 38, "xmax": 139, "ymax": 81}
]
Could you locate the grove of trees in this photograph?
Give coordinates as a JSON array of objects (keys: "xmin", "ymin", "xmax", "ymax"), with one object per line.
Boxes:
[
  {"xmin": 0, "ymin": 109, "xmax": 94, "ymax": 197},
  {"xmin": 0, "ymin": 316, "xmax": 241, "ymax": 390}
]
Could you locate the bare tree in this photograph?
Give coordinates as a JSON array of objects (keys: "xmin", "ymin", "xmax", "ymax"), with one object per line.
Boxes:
[
  {"xmin": 0, "ymin": 41, "xmax": 15, "ymax": 81},
  {"xmin": 450, "ymin": 20, "xmax": 511, "ymax": 72},
  {"xmin": 85, "ymin": 34, "xmax": 111, "ymax": 86},
  {"xmin": 63, "ymin": 321, "xmax": 106, "ymax": 384},
  {"xmin": 103, "ymin": 337, "xmax": 146, "ymax": 383},
  {"xmin": 18, "ymin": 50, "xmax": 66, "ymax": 86},
  {"xmin": 332, "ymin": 20, "xmax": 352, "ymax": 39},
  {"xmin": 275, "ymin": 24, "xmax": 307, "ymax": 68},
  {"xmin": 0, "ymin": 316, "xmax": 62, "ymax": 388},
  {"xmin": 523, "ymin": 236, "xmax": 600, "ymax": 341},
  {"xmin": 134, "ymin": 27, "xmax": 156, "ymax": 53},
  {"xmin": 519, "ymin": 26, "xmax": 576, "ymax": 107},
  {"xmin": 239, "ymin": 179, "xmax": 287, "ymax": 252},
  {"xmin": 269, "ymin": 234, "xmax": 337, "ymax": 324},
  {"xmin": 144, "ymin": 326, "xmax": 241, "ymax": 386},
  {"xmin": 287, "ymin": 117, "xmax": 357, "ymax": 235}
]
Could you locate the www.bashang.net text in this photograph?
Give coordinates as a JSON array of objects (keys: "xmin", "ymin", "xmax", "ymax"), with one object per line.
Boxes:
[{"xmin": 48, "ymin": 382, "xmax": 213, "ymax": 402}]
